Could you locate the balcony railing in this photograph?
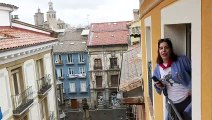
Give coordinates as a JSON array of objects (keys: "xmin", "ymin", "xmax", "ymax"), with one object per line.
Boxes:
[
  {"xmin": 110, "ymin": 84, "xmax": 118, "ymax": 87},
  {"xmin": 148, "ymin": 61, "xmax": 153, "ymax": 106},
  {"xmin": 94, "ymin": 66, "xmax": 102, "ymax": 70},
  {"xmin": 77, "ymin": 73, "xmax": 86, "ymax": 78},
  {"xmin": 48, "ymin": 111, "xmax": 55, "ymax": 120},
  {"xmin": 67, "ymin": 74, "xmax": 77, "ymax": 79},
  {"xmin": 110, "ymin": 65, "xmax": 119, "ymax": 69},
  {"xmin": 37, "ymin": 75, "xmax": 52, "ymax": 96},
  {"xmin": 12, "ymin": 86, "xmax": 33, "ymax": 116},
  {"xmin": 166, "ymin": 97, "xmax": 183, "ymax": 120}
]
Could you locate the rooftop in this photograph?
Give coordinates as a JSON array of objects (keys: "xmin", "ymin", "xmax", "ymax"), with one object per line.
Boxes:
[
  {"xmin": 0, "ymin": 26, "xmax": 57, "ymax": 51},
  {"xmin": 87, "ymin": 21, "xmax": 129, "ymax": 46}
]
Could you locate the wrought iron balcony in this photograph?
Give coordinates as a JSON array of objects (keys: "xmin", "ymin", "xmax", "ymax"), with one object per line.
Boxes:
[
  {"xmin": 94, "ymin": 66, "xmax": 102, "ymax": 70},
  {"xmin": 12, "ymin": 86, "xmax": 33, "ymax": 116},
  {"xmin": 77, "ymin": 73, "xmax": 86, "ymax": 78},
  {"xmin": 67, "ymin": 74, "xmax": 77, "ymax": 79},
  {"xmin": 109, "ymin": 65, "xmax": 120, "ymax": 69},
  {"xmin": 166, "ymin": 97, "xmax": 183, "ymax": 120},
  {"xmin": 48, "ymin": 111, "xmax": 55, "ymax": 120},
  {"xmin": 37, "ymin": 75, "xmax": 52, "ymax": 96}
]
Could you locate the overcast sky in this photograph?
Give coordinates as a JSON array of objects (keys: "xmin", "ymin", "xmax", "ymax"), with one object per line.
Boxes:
[{"xmin": 1, "ymin": 0, "xmax": 139, "ymax": 26}]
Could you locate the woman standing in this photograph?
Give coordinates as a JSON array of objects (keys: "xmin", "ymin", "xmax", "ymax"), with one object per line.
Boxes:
[{"xmin": 153, "ymin": 38, "xmax": 191, "ymax": 120}]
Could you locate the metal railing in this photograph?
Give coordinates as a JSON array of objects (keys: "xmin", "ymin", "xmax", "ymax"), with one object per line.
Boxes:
[
  {"xmin": 48, "ymin": 111, "xmax": 55, "ymax": 120},
  {"xmin": 12, "ymin": 86, "xmax": 33, "ymax": 115},
  {"xmin": 166, "ymin": 97, "xmax": 183, "ymax": 120},
  {"xmin": 148, "ymin": 61, "xmax": 153, "ymax": 106},
  {"xmin": 37, "ymin": 75, "xmax": 52, "ymax": 95},
  {"xmin": 94, "ymin": 65, "xmax": 103, "ymax": 70}
]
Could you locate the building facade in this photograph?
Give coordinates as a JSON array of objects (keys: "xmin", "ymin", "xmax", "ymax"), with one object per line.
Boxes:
[
  {"xmin": 87, "ymin": 21, "xmax": 129, "ymax": 108},
  {"xmin": 0, "ymin": 3, "xmax": 58, "ymax": 120},
  {"xmin": 139, "ymin": 0, "xmax": 212, "ymax": 120},
  {"xmin": 34, "ymin": 1, "xmax": 69, "ymax": 32},
  {"xmin": 53, "ymin": 28, "xmax": 90, "ymax": 110}
]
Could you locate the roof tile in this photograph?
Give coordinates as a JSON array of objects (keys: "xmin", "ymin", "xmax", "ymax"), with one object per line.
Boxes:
[{"xmin": 0, "ymin": 26, "xmax": 57, "ymax": 51}]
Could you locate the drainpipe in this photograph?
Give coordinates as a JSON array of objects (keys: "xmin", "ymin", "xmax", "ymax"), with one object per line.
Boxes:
[{"xmin": 9, "ymin": 7, "xmax": 14, "ymax": 28}]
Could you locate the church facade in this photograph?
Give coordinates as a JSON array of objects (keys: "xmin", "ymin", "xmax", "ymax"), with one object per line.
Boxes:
[{"xmin": 34, "ymin": 1, "xmax": 69, "ymax": 32}]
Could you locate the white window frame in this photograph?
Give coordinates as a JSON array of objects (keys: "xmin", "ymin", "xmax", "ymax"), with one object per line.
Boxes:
[
  {"xmin": 68, "ymin": 67, "xmax": 74, "ymax": 75},
  {"xmin": 78, "ymin": 53, "xmax": 84, "ymax": 63},
  {"xmin": 67, "ymin": 54, "xmax": 73, "ymax": 63},
  {"xmin": 79, "ymin": 67, "xmax": 85, "ymax": 74},
  {"xmin": 56, "ymin": 68, "xmax": 63, "ymax": 77},
  {"xmin": 69, "ymin": 82, "xmax": 76, "ymax": 93},
  {"xmin": 80, "ymin": 81, "xmax": 87, "ymax": 92}
]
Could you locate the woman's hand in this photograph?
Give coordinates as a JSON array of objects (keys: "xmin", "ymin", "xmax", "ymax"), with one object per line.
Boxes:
[{"xmin": 155, "ymin": 81, "xmax": 165, "ymax": 89}]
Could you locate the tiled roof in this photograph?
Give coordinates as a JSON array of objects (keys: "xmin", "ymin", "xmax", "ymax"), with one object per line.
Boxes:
[
  {"xmin": 0, "ymin": 26, "xmax": 57, "ymax": 51},
  {"xmin": 0, "ymin": 3, "xmax": 18, "ymax": 9},
  {"xmin": 87, "ymin": 21, "xmax": 129, "ymax": 46},
  {"xmin": 53, "ymin": 28, "xmax": 87, "ymax": 52},
  {"xmin": 53, "ymin": 40, "xmax": 87, "ymax": 53}
]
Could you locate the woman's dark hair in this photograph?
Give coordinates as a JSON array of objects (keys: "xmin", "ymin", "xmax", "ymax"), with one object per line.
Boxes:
[{"xmin": 156, "ymin": 38, "xmax": 178, "ymax": 64}]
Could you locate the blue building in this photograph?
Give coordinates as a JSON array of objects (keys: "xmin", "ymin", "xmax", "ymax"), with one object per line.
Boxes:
[{"xmin": 53, "ymin": 28, "xmax": 90, "ymax": 108}]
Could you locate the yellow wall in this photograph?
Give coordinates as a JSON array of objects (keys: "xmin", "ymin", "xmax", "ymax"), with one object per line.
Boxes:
[
  {"xmin": 140, "ymin": 0, "xmax": 177, "ymax": 120},
  {"xmin": 202, "ymin": 0, "xmax": 212, "ymax": 119}
]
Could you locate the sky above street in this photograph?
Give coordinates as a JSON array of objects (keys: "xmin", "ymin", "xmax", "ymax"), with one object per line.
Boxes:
[{"xmin": 1, "ymin": 0, "xmax": 139, "ymax": 26}]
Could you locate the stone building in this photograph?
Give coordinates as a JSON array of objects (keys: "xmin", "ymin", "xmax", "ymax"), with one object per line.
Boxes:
[{"xmin": 87, "ymin": 21, "xmax": 129, "ymax": 108}]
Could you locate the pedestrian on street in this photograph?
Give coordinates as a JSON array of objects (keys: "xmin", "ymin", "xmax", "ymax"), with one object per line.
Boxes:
[{"xmin": 153, "ymin": 38, "xmax": 191, "ymax": 120}]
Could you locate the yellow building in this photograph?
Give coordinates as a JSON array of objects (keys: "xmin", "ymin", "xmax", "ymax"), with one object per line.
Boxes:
[{"xmin": 139, "ymin": 0, "xmax": 211, "ymax": 120}]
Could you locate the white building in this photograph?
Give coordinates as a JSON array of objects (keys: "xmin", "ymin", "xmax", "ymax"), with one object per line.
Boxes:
[{"xmin": 0, "ymin": 3, "xmax": 58, "ymax": 120}]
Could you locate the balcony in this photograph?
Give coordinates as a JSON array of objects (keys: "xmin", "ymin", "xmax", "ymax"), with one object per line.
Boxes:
[
  {"xmin": 37, "ymin": 76, "xmax": 52, "ymax": 96},
  {"xmin": 94, "ymin": 66, "xmax": 102, "ymax": 70},
  {"xmin": 55, "ymin": 60, "xmax": 63, "ymax": 65},
  {"xmin": 77, "ymin": 73, "xmax": 86, "ymax": 78},
  {"xmin": 109, "ymin": 65, "xmax": 120, "ymax": 70},
  {"xmin": 166, "ymin": 97, "xmax": 183, "ymax": 120},
  {"xmin": 12, "ymin": 86, "xmax": 33, "ymax": 116},
  {"xmin": 67, "ymin": 74, "xmax": 77, "ymax": 79},
  {"xmin": 110, "ymin": 84, "xmax": 118, "ymax": 88},
  {"xmin": 48, "ymin": 111, "xmax": 56, "ymax": 120}
]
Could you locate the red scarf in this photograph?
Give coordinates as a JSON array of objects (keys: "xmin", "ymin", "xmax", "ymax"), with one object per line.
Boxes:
[{"xmin": 159, "ymin": 60, "xmax": 173, "ymax": 70}]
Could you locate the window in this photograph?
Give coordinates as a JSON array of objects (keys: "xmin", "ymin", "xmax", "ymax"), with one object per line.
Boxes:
[
  {"xmin": 110, "ymin": 58, "xmax": 117, "ymax": 69},
  {"xmin": 56, "ymin": 68, "xmax": 63, "ymax": 78},
  {"xmin": 111, "ymin": 75, "xmax": 118, "ymax": 87},
  {"xmin": 36, "ymin": 59, "xmax": 44, "ymax": 79},
  {"xmin": 80, "ymin": 81, "xmax": 87, "ymax": 92},
  {"xmin": 78, "ymin": 53, "xmax": 84, "ymax": 63},
  {"xmin": 96, "ymin": 76, "xmax": 102, "ymax": 88},
  {"xmin": 69, "ymin": 82, "xmax": 76, "ymax": 92},
  {"xmin": 79, "ymin": 67, "xmax": 85, "ymax": 74},
  {"xmin": 67, "ymin": 54, "xmax": 73, "ymax": 63},
  {"xmin": 55, "ymin": 54, "xmax": 62, "ymax": 63},
  {"xmin": 68, "ymin": 68, "xmax": 74, "ymax": 75},
  {"xmin": 11, "ymin": 68, "xmax": 22, "ymax": 95},
  {"xmin": 94, "ymin": 59, "xmax": 102, "ymax": 70}
]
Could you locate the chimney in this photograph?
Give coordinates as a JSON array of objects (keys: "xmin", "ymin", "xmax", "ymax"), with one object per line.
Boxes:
[{"xmin": 133, "ymin": 9, "xmax": 139, "ymax": 20}]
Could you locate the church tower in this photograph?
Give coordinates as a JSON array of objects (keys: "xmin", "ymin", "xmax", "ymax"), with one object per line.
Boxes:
[
  {"xmin": 34, "ymin": 8, "xmax": 44, "ymax": 27},
  {"xmin": 46, "ymin": 1, "xmax": 57, "ymax": 29}
]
